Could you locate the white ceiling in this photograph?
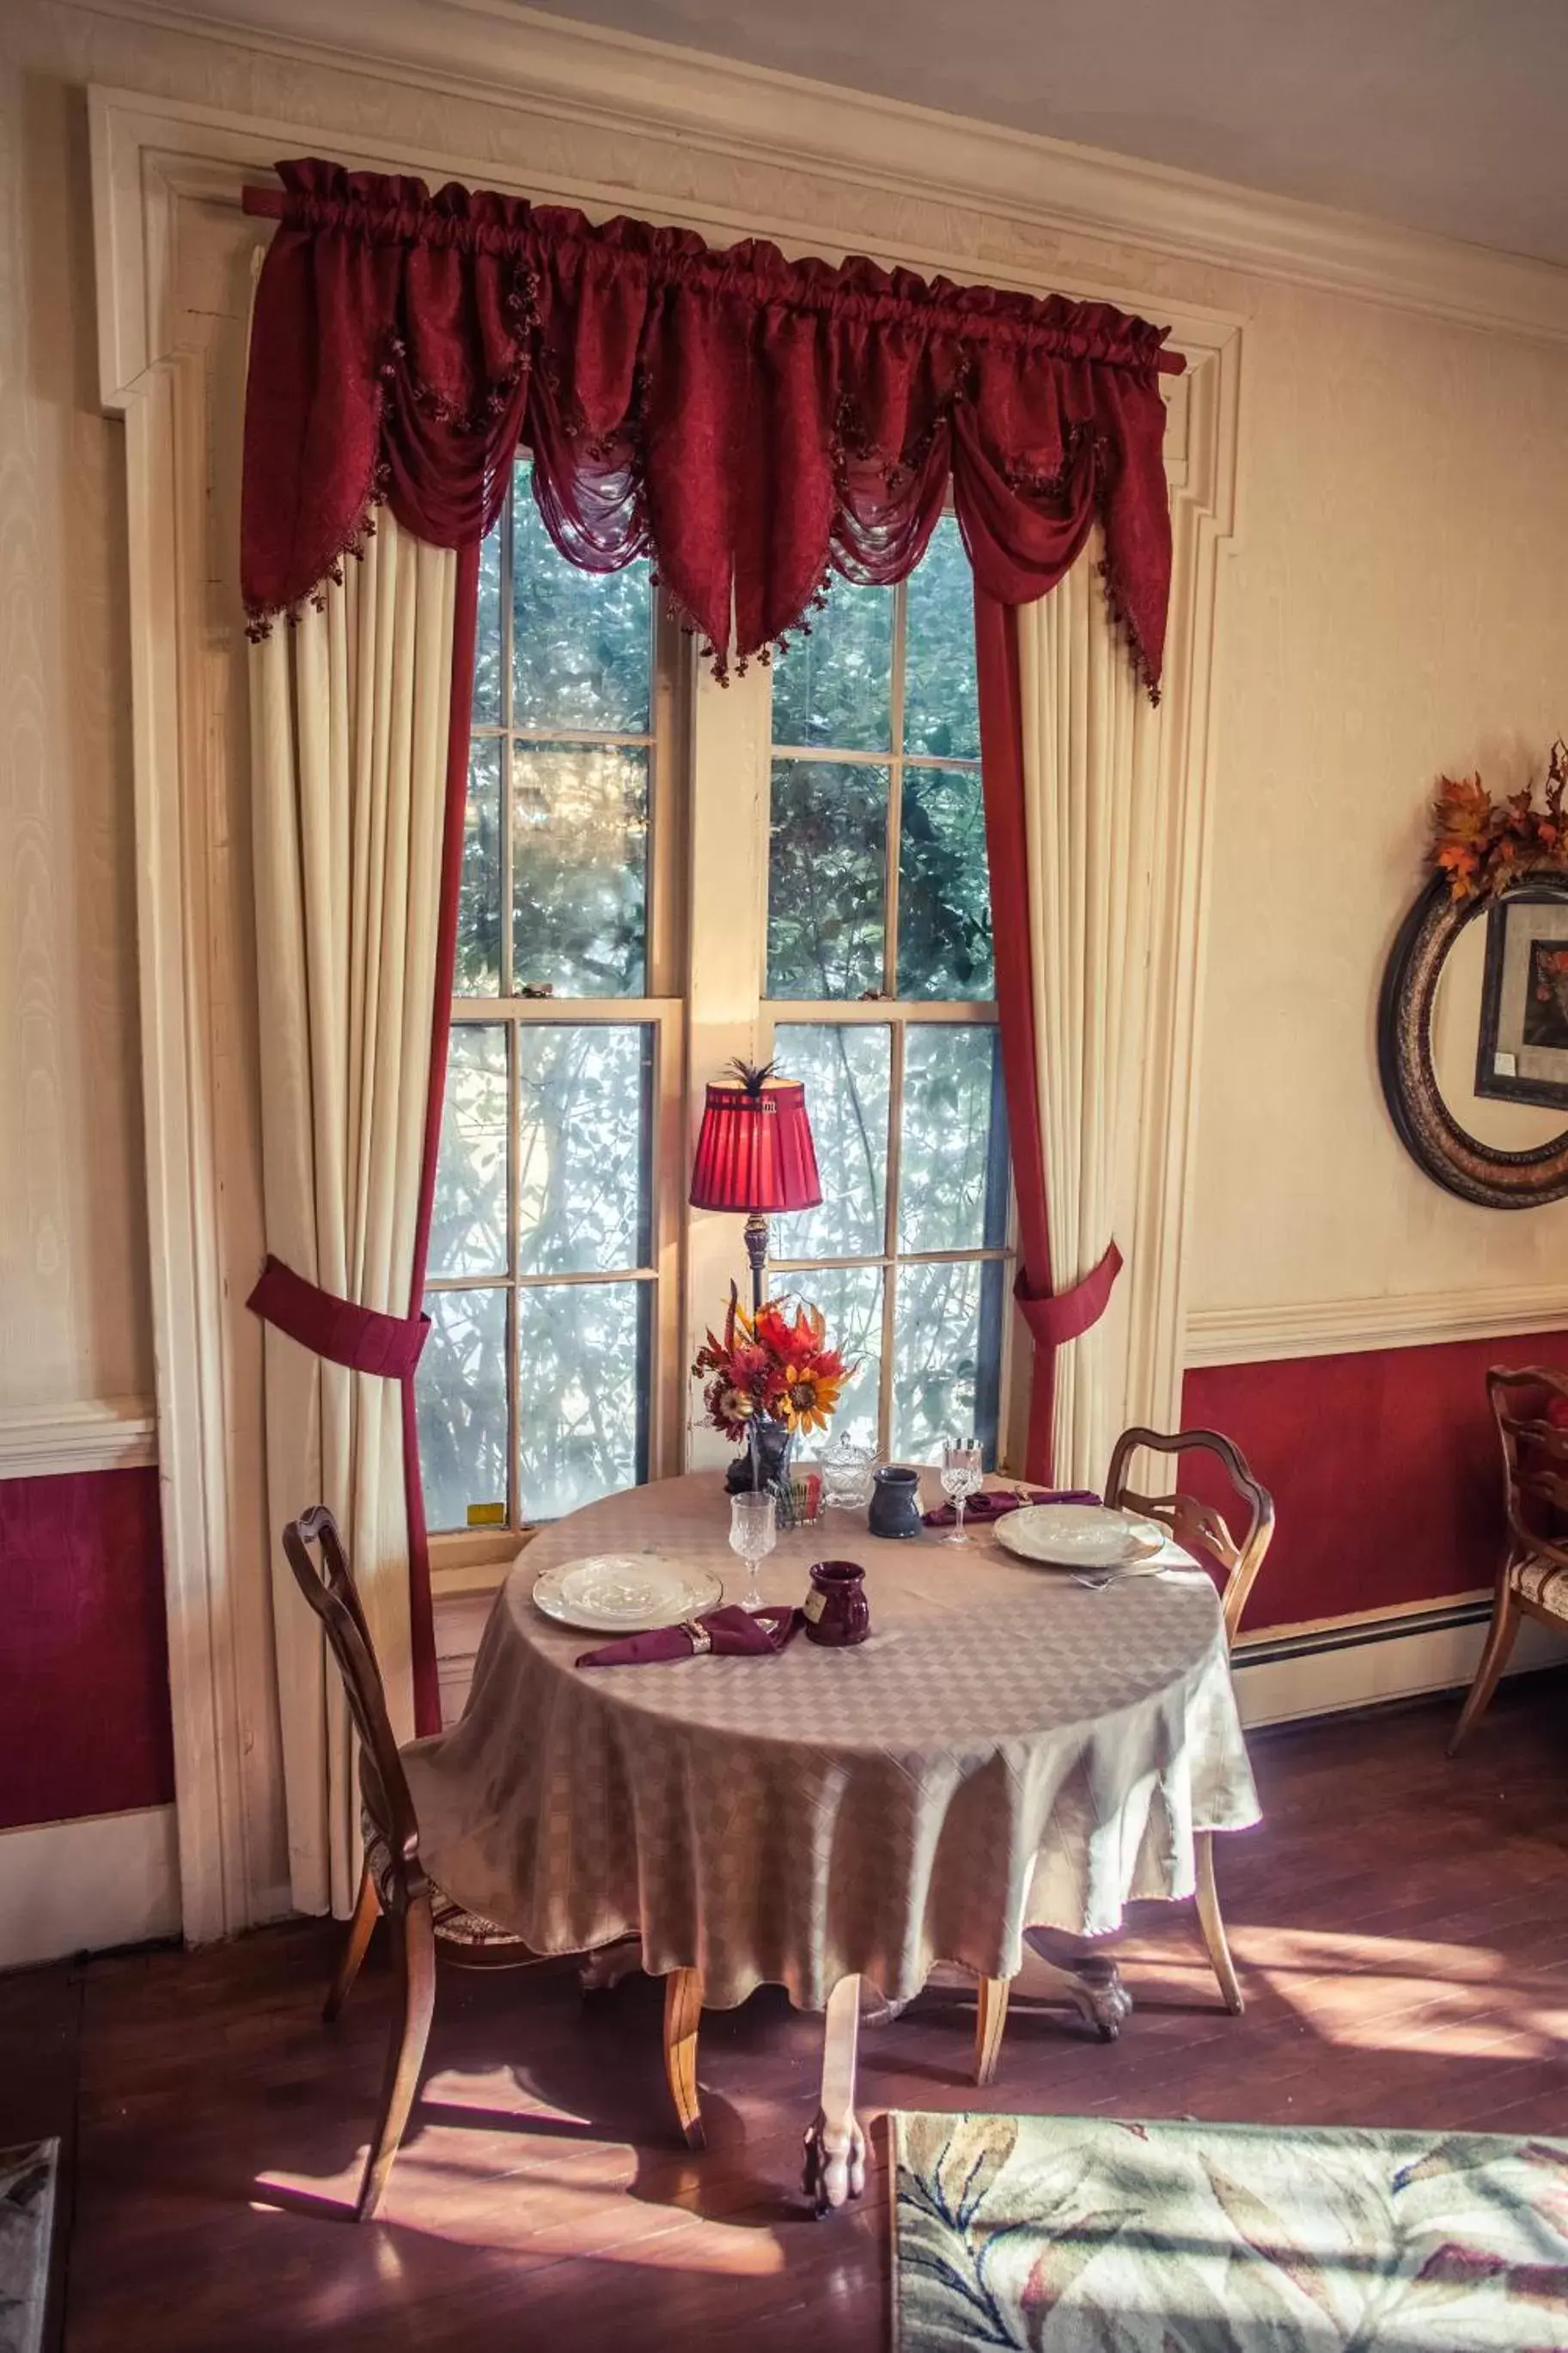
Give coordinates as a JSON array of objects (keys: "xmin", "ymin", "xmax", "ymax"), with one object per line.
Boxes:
[{"xmin": 528, "ymin": 0, "xmax": 1568, "ymax": 267}]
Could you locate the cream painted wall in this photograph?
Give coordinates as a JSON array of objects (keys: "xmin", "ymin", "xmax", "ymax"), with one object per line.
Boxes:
[
  {"xmin": 0, "ymin": 38, "xmax": 148, "ymax": 1409},
  {"xmin": 3, "ymin": 0, "xmax": 1568, "ymax": 1429},
  {"xmin": 1194, "ymin": 282, "xmax": 1568, "ymax": 1319}
]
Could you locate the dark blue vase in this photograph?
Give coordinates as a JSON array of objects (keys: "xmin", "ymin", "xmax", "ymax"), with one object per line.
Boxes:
[{"xmin": 725, "ymin": 1415, "xmax": 795, "ymax": 1494}]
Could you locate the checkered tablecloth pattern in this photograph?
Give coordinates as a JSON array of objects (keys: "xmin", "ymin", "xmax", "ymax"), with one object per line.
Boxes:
[{"xmin": 406, "ymin": 1474, "xmax": 1259, "ymax": 2010}]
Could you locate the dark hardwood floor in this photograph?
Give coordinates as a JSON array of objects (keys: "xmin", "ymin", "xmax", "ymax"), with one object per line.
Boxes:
[{"xmin": 9, "ymin": 1676, "xmax": 1568, "ymax": 2351}]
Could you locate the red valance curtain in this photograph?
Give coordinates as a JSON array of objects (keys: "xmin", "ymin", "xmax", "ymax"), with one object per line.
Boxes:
[{"xmin": 242, "ymin": 159, "xmax": 1180, "ymax": 692}]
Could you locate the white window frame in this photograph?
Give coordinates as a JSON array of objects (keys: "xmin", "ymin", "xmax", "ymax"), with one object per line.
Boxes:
[
  {"xmin": 433, "ymin": 515, "xmax": 1025, "ymax": 1576},
  {"xmin": 760, "ymin": 561, "xmax": 1016, "ymax": 1462},
  {"xmin": 429, "ymin": 488, "xmax": 691, "ymax": 1576}
]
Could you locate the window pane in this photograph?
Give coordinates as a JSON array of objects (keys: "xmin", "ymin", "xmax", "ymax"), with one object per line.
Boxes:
[
  {"xmin": 455, "ymin": 736, "xmax": 503, "ymax": 995},
  {"xmin": 430, "ymin": 1024, "xmax": 509, "ymax": 1279},
  {"xmin": 512, "ymin": 465, "xmax": 650, "ymax": 733},
  {"xmin": 897, "ymin": 765, "xmax": 994, "ymax": 999},
  {"xmin": 767, "ymin": 759, "xmax": 888, "ymax": 999},
  {"xmin": 473, "ymin": 523, "xmax": 503, "ymax": 729},
  {"xmin": 518, "ymin": 1280, "xmax": 648, "ymax": 1519},
  {"xmin": 900, "ymin": 1026, "xmax": 1006, "ymax": 1255},
  {"xmin": 892, "ymin": 1256, "xmax": 1003, "ymax": 1464},
  {"xmin": 513, "ymin": 745, "xmax": 648, "ymax": 996},
  {"xmin": 784, "ymin": 1263, "xmax": 882, "ymax": 1453},
  {"xmin": 771, "ymin": 1023, "xmax": 889, "ymax": 1260},
  {"xmin": 517, "ymin": 1024, "xmax": 651, "ymax": 1277},
  {"xmin": 417, "ymin": 1287, "xmax": 509, "ymax": 1532},
  {"xmin": 770, "ymin": 579, "xmax": 893, "ymax": 752},
  {"xmin": 902, "ymin": 512, "xmax": 980, "ymax": 761}
]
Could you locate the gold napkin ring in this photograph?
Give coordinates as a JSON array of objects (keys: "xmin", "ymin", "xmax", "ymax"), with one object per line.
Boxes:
[{"xmin": 683, "ymin": 1620, "xmax": 712, "ymax": 1655}]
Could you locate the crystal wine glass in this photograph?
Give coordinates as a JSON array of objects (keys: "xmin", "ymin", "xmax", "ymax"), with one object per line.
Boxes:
[
  {"xmin": 940, "ymin": 1437, "xmax": 984, "ymax": 1548},
  {"xmin": 728, "ymin": 1488, "xmax": 778, "ymax": 1614}
]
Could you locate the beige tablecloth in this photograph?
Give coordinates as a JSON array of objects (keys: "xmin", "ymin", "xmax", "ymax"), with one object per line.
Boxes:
[{"xmin": 405, "ymin": 1474, "xmax": 1260, "ymax": 2010}]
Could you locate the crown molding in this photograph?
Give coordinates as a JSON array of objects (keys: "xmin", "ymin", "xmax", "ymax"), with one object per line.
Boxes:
[
  {"xmin": 0, "ymin": 1398, "xmax": 158, "ymax": 1481},
  {"xmin": 1187, "ymin": 1284, "xmax": 1568, "ymax": 1369},
  {"xmin": 76, "ymin": 0, "xmax": 1568, "ymax": 348}
]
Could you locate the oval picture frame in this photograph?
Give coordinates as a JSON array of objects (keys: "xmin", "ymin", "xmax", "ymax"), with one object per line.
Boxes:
[{"xmin": 1377, "ymin": 873, "xmax": 1568, "ymax": 1208}]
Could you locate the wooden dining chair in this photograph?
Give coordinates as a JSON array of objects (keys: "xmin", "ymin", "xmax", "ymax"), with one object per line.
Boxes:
[
  {"xmin": 283, "ymin": 1505, "xmax": 707, "ymax": 2219},
  {"xmin": 1449, "ymin": 1367, "xmax": 1568, "ymax": 1757},
  {"xmin": 971, "ymin": 1427, "xmax": 1274, "ymax": 2087}
]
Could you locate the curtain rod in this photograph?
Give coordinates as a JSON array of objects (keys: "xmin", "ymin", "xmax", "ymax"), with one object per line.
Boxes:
[{"xmin": 241, "ymin": 186, "xmax": 1187, "ymax": 375}]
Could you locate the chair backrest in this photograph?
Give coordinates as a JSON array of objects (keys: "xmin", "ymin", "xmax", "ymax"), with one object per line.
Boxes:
[
  {"xmin": 1486, "ymin": 1366, "xmax": 1568, "ymax": 1572},
  {"xmin": 1105, "ymin": 1425, "xmax": 1275, "ymax": 1648},
  {"xmin": 281, "ymin": 1506, "xmax": 425, "ymax": 1907}
]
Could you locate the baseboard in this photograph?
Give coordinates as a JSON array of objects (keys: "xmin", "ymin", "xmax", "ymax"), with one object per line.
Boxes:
[
  {"xmin": 1234, "ymin": 1600, "xmax": 1568, "ymax": 1728},
  {"xmin": 0, "ymin": 1806, "xmax": 180, "ymax": 1970}
]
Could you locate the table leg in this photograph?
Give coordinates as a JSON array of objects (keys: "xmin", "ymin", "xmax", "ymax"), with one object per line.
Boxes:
[
  {"xmin": 1022, "ymin": 1928, "xmax": 1133, "ymax": 2040},
  {"xmin": 802, "ymin": 1974, "xmax": 867, "ymax": 2217},
  {"xmin": 662, "ymin": 1967, "xmax": 705, "ymax": 2149},
  {"xmin": 577, "ymin": 1935, "xmax": 643, "ymax": 1995}
]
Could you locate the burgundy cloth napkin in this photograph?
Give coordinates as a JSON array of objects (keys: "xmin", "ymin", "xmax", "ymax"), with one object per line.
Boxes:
[
  {"xmin": 577, "ymin": 1602, "xmax": 801, "ymax": 1669},
  {"xmin": 922, "ymin": 1485, "xmax": 1101, "ymax": 1529}
]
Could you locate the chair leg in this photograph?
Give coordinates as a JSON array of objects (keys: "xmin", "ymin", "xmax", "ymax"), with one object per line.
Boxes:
[
  {"xmin": 1195, "ymin": 1832, "xmax": 1243, "ymax": 2016},
  {"xmin": 1449, "ymin": 1586, "xmax": 1521, "ymax": 1757},
  {"xmin": 356, "ymin": 1893, "xmax": 436, "ymax": 2222},
  {"xmin": 325, "ymin": 1861, "xmax": 381, "ymax": 2024},
  {"xmin": 973, "ymin": 1976, "xmax": 1011, "ymax": 2087},
  {"xmin": 662, "ymin": 1967, "xmax": 705, "ymax": 2151}
]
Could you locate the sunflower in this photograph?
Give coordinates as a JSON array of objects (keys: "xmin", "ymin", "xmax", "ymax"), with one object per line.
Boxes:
[{"xmin": 774, "ymin": 1353, "xmax": 848, "ymax": 1434}]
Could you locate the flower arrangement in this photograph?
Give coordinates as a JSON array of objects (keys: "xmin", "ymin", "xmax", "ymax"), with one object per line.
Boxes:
[
  {"xmin": 1431, "ymin": 741, "xmax": 1568, "ymax": 901},
  {"xmin": 692, "ymin": 1286, "xmax": 851, "ymax": 1441}
]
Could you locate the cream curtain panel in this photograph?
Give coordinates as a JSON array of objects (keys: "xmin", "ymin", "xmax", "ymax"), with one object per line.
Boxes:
[
  {"xmin": 248, "ymin": 510, "xmax": 459, "ymax": 1917},
  {"xmin": 1017, "ymin": 537, "xmax": 1164, "ymax": 1489}
]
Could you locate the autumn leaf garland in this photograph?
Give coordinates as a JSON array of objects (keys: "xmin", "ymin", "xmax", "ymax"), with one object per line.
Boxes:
[{"xmin": 1432, "ymin": 740, "xmax": 1568, "ymax": 901}]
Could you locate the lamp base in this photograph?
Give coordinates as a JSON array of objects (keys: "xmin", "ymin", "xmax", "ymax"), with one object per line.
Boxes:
[{"xmin": 742, "ymin": 1211, "xmax": 770, "ymax": 1317}]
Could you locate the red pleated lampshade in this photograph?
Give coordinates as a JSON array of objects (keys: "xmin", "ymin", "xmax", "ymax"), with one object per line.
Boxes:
[{"xmin": 688, "ymin": 1079, "xmax": 822, "ymax": 1214}]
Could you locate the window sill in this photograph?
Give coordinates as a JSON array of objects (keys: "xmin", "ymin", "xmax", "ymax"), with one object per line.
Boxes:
[{"xmin": 430, "ymin": 1526, "xmax": 529, "ymax": 1600}]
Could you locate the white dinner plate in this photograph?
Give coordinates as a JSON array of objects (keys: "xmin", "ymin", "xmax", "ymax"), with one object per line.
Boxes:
[
  {"xmin": 530, "ymin": 1553, "xmax": 725, "ymax": 1635},
  {"xmin": 995, "ymin": 1504, "xmax": 1167, "ymax": 1570}
]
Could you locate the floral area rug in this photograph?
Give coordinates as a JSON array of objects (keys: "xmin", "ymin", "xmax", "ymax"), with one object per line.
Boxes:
[
  {"xmin": 891, "ymin": 2111, "xmax": 1568, "ymax": 2351},
  {"xmin": 0, "ymin": 2142, "xmax": 57, "ymax": 2353}
]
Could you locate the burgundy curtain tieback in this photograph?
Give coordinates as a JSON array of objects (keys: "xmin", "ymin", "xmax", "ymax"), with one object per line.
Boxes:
[
  {"xmin": 247, "ymin": 1253, "xmax": 430, "ymax": 1379},
  {"xmin": 1015, "ymin": 1242, "xmax": 1123, "ymax": 1349}
]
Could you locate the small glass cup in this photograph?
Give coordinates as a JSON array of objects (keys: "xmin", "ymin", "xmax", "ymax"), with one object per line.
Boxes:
[
  {"xmin": 728, "ymin": 1488, "xmax": 778, "ymax": 1614},
  {"xmin": 940, "ymin": 1437, "xmax": 984, "ymax": 1548}
]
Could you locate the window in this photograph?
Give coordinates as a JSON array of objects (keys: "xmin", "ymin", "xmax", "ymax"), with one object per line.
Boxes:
[
  {"xmin": 418, "ymin": 482, "xmax": 1010, "ymax": 1543},
  {"xmin": 763, "ymin": 516, "xmax": 1010, "ymax": 1463},
  {"xmin": 416, "ymin": 461, "xmax": 685, "ymax": 1533}
]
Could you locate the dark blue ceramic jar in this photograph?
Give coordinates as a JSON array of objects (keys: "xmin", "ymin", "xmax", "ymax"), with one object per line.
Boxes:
[{"xmin": 868, "ymin": 1464, "xmax": 922, "ymax": 1539}]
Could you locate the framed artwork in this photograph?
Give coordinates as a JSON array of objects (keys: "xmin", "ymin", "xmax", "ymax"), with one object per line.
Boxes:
[{"xmin": 1474, "ymin": 885, "xmax": 1568, "ymax": 1110}]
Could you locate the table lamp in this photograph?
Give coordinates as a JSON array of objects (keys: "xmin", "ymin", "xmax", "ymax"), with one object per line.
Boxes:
[{"xmin": 688, "ymin": 1060, "xmax": 822, "ymax": 1312}]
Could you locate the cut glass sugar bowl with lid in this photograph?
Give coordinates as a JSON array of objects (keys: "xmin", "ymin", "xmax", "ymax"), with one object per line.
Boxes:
[{"xmin": 820, "ymin": 1432, "xmax": 877, "ymax": 1511}]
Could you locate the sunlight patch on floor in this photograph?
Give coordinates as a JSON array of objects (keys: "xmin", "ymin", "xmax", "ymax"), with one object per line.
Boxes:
[
  {"xmin": 257, "ymin": 2142, "xmax": 790, "ymax": 2271},
  {"xmin": 1229, "ymin": 1925, "xmax": 1565, "ymax": 2057}
]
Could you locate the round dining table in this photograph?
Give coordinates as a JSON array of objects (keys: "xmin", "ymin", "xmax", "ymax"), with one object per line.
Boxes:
[{"xmin": 405, "ymin": 1470, "xmax": 1260, "ymax": 2211}]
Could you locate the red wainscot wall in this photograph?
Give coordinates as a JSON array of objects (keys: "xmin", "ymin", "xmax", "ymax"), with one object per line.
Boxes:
[
  {"xmin": 0, "ymin": 1466, "xmax": 174, "ymax": 1831},
  {"xmin": 1181, "ymin": 1327, "xmax": 1568, "ymax": 1635}
]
